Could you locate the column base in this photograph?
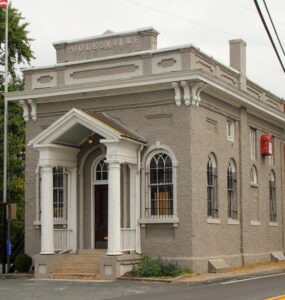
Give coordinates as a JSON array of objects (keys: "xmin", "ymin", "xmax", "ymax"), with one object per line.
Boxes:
[
  {"xmin": 107, "ymin": 251, "xmax": 122, "ymax": 256},
  {"xmin": 40, "ymin": 251, "xmax": 55, "ymax": 255}
]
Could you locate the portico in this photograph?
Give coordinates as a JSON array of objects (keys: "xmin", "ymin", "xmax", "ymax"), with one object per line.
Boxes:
[{"xmin": 28, "ymin": 108, "xmax": 146, "ymax": 256}]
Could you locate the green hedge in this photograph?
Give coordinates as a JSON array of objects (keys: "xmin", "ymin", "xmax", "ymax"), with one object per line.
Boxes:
[{"xmin": 14, "ymin": 253, "xmax": 32, "ymax": 272}]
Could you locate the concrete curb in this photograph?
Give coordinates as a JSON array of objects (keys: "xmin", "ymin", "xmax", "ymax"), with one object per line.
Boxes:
[
  {"xmin": 0, "ymin": 273, "xmax": 34, "ymax": 279},
  {"xmin": 119, "ymin": 268, "xmax": 285, "ymax": 285}
]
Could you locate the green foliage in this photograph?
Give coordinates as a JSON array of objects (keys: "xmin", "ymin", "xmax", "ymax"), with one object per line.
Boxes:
[
  {"xmin": 0, "ymin": 4, "xmax": 35, "ymax": 80},
  {"xmin": 132, "ymin": 255, "xmax": 193, "ymax": 277},
  {"xmin": 14, "ymin": 253, "xmax": 32, "ymax": 272},
  {"xmin": 0, "ymin": 5, "xmax": 34, "ymax": 262}
]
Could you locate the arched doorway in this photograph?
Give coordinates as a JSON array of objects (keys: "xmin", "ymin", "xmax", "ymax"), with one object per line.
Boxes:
[{"xmin": 92, "ymin": 156, "xmax": 108, "ymax": 249}]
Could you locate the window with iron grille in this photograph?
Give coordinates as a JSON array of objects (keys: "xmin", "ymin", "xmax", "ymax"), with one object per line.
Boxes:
[
  {"xmin": 96, "ymin": 158, "xmax": 108, "ymax": 181},
  {"xmin": 207, "ymin": 154, "xmax": 218, "ymax": 218},
  {"xmin": 269, "ymin": 171, "xmax": 277, "ymax": 222},
  {"xmin": 147, "ymin": 153, "xmax": 173, "ymax": 217},
  {"xmin": 53, "ymin": 167, "xmax": 67, "ymax": 220},
  {"xmin": 227, "ymin": 160, "xmax": 237, "ymax": 219}
]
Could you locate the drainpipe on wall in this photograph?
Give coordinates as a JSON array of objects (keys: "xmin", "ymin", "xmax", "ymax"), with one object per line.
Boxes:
[
  {"xmin": 136, "ymin": 145, "xmax": 144, "ymax": 254},
  {"xmin": 239, "ymin": 107, "xmax": 248, "ymax": 266}
]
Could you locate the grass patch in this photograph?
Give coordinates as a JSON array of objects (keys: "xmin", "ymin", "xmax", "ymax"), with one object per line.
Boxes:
[{"xmin": 132, "ymin": 255, "xmax": 193, "ymax": 277}]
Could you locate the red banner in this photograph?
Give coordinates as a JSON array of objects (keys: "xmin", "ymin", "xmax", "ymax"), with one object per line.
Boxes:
[{"xmin": 0, "ymin": 0, "xmax": 7, "ymax": 7}]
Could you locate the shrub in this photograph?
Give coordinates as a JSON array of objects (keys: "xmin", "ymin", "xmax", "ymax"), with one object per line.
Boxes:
[
  {"xmin": 14, "ymin": 253, "xmax": 32, "ymax": 272},
  {"xmin": 132, "ymin": 255, "xmax": 192, "ymax": 277}
]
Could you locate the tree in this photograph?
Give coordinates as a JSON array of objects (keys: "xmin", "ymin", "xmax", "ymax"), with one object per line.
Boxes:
[{"xmin": 0, "ymin": 4, "xmax": 34, "ymax": 267}]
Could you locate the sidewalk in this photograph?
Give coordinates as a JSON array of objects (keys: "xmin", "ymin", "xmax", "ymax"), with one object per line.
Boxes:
[{"xmin": 120, "ymin": 261, "xmax": 285, "ymax": 285}]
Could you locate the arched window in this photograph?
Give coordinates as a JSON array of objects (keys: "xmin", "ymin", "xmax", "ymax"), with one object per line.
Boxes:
[
  {"xmin": 250, "ymin": 165, "xmax": 258, "ymax": 185},
  {"xmin": 207, "ymin": 153, "xmax": 218, "ymax": 218},
  {"xmin": 227, "ymin": 160, "xmax": 237, "ymax": 219},
  {"xmin": 148, "ymin": 152, "xmax": 173, "ymax": 217},
  {"xmin": 269, "ymin": 171, "xmax": 276, "ymax": 222},
  {"xmin": 95, "ymin": 158, "xmax": 108, "ymax": 181}
]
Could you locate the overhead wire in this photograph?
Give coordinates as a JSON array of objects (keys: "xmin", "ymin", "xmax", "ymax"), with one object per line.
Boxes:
[
  {"xmin": 124, "ymin": 0, "xmax": 267, "ymax": 46},
  {"xmin": 253, "ymin": 0, "xmax": 285, "ymax": 73},
  {"xmin": 262, "ymin": 0, "xmax": 285, "ymax": 56}
]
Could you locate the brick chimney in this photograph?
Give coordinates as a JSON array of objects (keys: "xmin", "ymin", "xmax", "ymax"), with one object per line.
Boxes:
[{"xmin": 229, "ymin": 39, "xmax": 247, "ymax": 90}]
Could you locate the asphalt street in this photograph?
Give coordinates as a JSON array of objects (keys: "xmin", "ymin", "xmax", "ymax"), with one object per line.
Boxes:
[{"xmin": 0, "ymin": 273, "xmax": 285, "ymax": 300}]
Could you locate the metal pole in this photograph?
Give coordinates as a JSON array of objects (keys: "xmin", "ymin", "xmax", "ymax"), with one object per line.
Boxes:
[{"xmin": 3, "ymin": 2, "xmax": 9, "ymax": 274}]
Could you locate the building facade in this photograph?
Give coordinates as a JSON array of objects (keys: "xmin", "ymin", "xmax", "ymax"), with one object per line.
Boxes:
[{"xmin": 6, "ymin": 27, "xmax": 285, "ymax": 276}]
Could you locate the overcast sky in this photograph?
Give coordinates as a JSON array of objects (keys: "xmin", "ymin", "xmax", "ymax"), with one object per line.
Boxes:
[{"xmin": 10, "ymin": 0, "xmax": 285, "ymax": 98}]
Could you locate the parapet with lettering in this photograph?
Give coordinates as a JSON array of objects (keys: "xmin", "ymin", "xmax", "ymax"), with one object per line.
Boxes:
[{"xmin": 53, "ymin": 27, "xmax": 159, "ymax": 63}]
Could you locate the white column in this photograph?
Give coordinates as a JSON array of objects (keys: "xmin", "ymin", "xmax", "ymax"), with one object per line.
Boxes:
[
  {"xmin": 129, "ymin": 165, "xmax": 136, "ymax": 229},
  {"xmin": 68, "ymin": 168, "xmax": 77, "ymax": 252},
  {"xmin": 40, "ymin": 166, "xmax": 54, "ymax": 254},
  {"xmin": 107, "ymin": 161, "xmax": 122, "ymax": 255}
]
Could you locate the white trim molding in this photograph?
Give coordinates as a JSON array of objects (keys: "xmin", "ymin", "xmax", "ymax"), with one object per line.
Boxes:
[{"xmin": 141, "ymin": 141, "xmax": 178, "ymax": 225}]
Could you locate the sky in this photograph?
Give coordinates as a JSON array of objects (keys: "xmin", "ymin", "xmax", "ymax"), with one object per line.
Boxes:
[{"xmin": 10, "ymin": 0, "xmax": 285, "ymax": 99}]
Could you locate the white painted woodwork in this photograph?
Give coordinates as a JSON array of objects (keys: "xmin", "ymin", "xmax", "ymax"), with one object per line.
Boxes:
[
  {"xmin": 107, "ymin": 161, "xmax": 122, "ymax": 255},
  {"xmin": 54, "ymin": 229, "xmax": 72, "ymax": 251},
  {"xmin": 40, "ymin": 166, "xmax": 54, "ymax": 254},
  {"xmin": 121, "ymin": 228, "xmax": 136, "ymax": 251}
]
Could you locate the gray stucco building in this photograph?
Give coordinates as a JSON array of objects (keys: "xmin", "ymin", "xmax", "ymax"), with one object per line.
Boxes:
[{"xmin": 6, "ymin": 27, "xmax": 285, "ymax": 278}]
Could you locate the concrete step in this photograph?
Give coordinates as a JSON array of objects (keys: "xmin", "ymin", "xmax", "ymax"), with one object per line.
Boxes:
[
  {"xmin": 55, "ymin": 267, "xmax": 100, "ymax": 273},
  {"xmin": 50, "ymin": 272, "xmax": 99, "ymax": 280},
  {"xmin": 65, "ymin": 255, "xmax": 101, "ymax": 262},
  {"xmin": 78, "ymin": 249, "xmax": 106, "ymax": 255},
  {"xmin": 60, "ymin": 261, "xmax": 99, "ymax": 268}
]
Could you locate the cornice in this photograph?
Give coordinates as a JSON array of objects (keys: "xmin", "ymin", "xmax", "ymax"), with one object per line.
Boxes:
[{"xmin": 5, "ymin": 69, "xmax": 285, "ymax": 126}]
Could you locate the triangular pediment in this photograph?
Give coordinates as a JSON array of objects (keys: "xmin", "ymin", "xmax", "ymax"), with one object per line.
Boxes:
[{"xmin": 28, "ymin": 108, "xmax": 146, "ymax": 147}]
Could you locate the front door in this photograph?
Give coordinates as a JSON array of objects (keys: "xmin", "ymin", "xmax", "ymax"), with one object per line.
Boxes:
[{"xmin": 94, "ymin": 184, "xmax": 108, "ymax": 249}]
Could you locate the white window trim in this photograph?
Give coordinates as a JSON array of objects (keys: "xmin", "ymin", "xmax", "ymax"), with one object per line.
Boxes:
[
  {"xmin": 227, "ymin": 120, "xmax": 234, "ymax": 142},
  {"xmin": 207, "ymin": 217, "xmax": 220, "ymax": 224},
  {"xmin": 250, "ymin": 128, "xmax": 257, "ymax": 161},
  {"xmin": 250, "ymin": 165, "xmax": 258, "ymax": 185},
  {"xmin": 34, "ymin": 166, "xmax": 72, "ymax": 227},
  {"xmin": 90, "ymin": 154, "xmax": 109, "ymax": 248},
  {"xmin": 250, "ymin": 220, "xmax": 261, "ymax": 226},
  {"xmin": 140, "ymin": 142, "xmax": 179, "ymax": 225}
]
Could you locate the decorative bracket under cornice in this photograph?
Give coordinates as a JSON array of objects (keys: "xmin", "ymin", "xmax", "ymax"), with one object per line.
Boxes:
[
  {"xmin": 19, "ymin": 100, "xmax": 29, "ymax": 122},
  {"xmin": 172, "ymin": 80, "xmax": 206, "ymax": 107},
  {"xmin": 171, "ymin": 82, "xmax": 182, "ymax": 107},
  {"xmin": 18, "ymin": 99, "xmax": 37, "ymax": 122},
  {"xmin": 27, "ymin": 99, "xmax": 37, "ymax": 121},
  {"xmin": 191, "ymin": 81, "xmax": 206, "ymax": 107}
]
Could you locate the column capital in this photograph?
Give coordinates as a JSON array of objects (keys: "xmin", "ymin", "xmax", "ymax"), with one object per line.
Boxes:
[{"xmin": 41, "ymin": 165, "xmax": 53, "ymax": 173}]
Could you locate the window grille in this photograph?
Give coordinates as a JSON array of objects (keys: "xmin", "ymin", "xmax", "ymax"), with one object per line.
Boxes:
[
  {"xmin": 96, "ymin": 158, "xmax": 108, "ymax": 181},
  {"xmin": 207, "ymin": 155, "xmax": 218, "ymax": 218},
  {"xmin": 53, "ymin": 167, "xmax": 67, "ymax": 220},
  {"xmin": 269, "ymin": 172, "xmax": 276, "ymax": 222},
  {"xmin": 227, "ymin": 161, "xmax": 237, "ymax": 219},
  {"xmin": 147, "ymin": 153, "xmax": 173, "ymax": 217}
]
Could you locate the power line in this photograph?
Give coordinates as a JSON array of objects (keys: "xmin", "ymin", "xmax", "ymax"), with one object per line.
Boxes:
[
  {"xmin": 253, "ymin": 0, "xmax": 285, "ymax": 73},
  {"xmin": 124, "ymin": 0, "xmax": 267, "ymax": 46},
  {"xmin": 262, "ymin": 0, "xmax": 285, "ymax": 56}
]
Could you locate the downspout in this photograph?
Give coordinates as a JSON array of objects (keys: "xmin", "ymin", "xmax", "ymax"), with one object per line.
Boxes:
[
  {"xmin": 136, "ymin": 145, "xmax": 144, "ymax": 254},
  {"xmin": 281, "ymin": 140, "xmax": 285, "ymax": 253}
]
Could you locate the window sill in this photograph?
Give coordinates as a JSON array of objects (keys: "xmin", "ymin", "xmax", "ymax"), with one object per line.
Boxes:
[
  {"xmin": 269, "ymin": 222, "xmax": 278, "ymax": 227},
  {"xmin": 207, "ymin": 217, "xmax": 220, "ymax": 224},
  {"xmin": 33, "ymin": 220, "xmax": 68, "ymax": 228},
  {"xmin": 250, "ymin": 183, "xmax": 258, "ymax": 188},
  {"xmin": 250, "ymin": 220, "xmax": 261, "ymax": 226},
  {"xmin": 228, "ymin": 218, "xmax": 239, "ymax": 225},
  {"xmin": 139, "ymin": 217, "xmax": 179, "ymax": 227}
]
